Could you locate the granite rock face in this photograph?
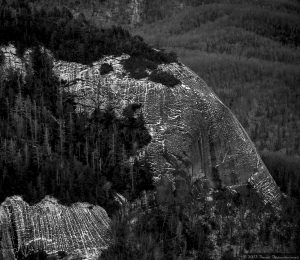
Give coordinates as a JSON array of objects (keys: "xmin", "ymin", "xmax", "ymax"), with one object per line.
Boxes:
[
  {"xmin": 1, "ymin": 45, "xmax": 282, "ymax": 207},
  {"xmin": 53, "ymin": 53, "xmax": 281, "ymax": 207},
  {"xmin": 0, "ymin": 196, "xmax": 111, "ymax": 259},
  {"xmin": 0, "ymin": 44, "xmax": 282, "ymax": 258}
]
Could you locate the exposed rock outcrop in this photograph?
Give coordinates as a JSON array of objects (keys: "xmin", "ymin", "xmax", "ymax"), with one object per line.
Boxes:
[
  {"xmin": 0, "ymin": 44, "xmax": 282, "ymax": 259},
  {"xmin": 54, "ymin": 55, "xmax": 281, "ymax": 207},
  {"xmin": 0, "ymin": 196, "xmax": 111, "ymax": 260},
  {"xmin": 0, "ymin": 45, "xmax": 282, "ymax": 207}
]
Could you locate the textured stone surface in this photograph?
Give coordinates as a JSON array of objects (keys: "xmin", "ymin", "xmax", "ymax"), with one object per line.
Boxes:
[
  {"xmin": 0, "ymin": 45, "xmax": 282, "ymax": 207},
  {"xmin": 0, "ymin": 196, "xmax": 111, "ymax": 259},
  {"xmin": 53, "ymin": 53, "xmax": 281, "ymax": 207},
  {"xmin": 0, "ymin": 45, "xmax": 282, "ymax": 258}
]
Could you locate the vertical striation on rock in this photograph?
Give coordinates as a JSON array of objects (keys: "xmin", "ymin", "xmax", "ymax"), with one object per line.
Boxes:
[
  {"xmin": 0, "ymin": 45, "xmax": 282, "ymax": 209},
  {"xmin": 52, "ymin": 53, "xmax": 281, "ymax": 207},
  {"xmin": 0, "ymin": 196, "xmax": 111, "ymax": 259}
]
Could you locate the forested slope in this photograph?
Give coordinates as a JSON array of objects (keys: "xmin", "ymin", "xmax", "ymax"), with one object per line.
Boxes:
[
  {"xmin": 0, "ymin": 0, "xmax": 174, "ymax": 211},
  {"xmin": 134, "ymin": 0, "xmax": 300, "ymax": 157},
  {"xmin": 0, "ymin": 1, "xmax": 300, "ymax": 259}
]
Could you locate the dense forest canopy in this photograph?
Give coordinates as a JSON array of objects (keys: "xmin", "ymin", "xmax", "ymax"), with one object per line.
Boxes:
[{"xmin": 0, "ymin": 0, "xmax": 177, "ymax": 65}]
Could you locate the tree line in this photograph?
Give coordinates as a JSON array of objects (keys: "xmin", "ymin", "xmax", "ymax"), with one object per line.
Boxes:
[{"xmin": 0, "ymin": 0, "xmax": 177, "ymax": 65}]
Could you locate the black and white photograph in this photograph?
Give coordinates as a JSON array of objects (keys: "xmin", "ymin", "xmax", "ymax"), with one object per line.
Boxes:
[{"xmin": 0, "ymin": 0, "xmax": 299, "ymax": 259}]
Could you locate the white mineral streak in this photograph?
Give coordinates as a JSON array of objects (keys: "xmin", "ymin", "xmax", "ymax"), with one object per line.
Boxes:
[{"xmin": 0, "ymin": 196, "xmax": 111, "ymax": 259}]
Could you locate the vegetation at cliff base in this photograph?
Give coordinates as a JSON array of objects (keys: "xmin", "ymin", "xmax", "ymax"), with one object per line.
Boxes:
[{"xmin": 102, "ymin": 177, "xmax": 300, "ymax": 259}]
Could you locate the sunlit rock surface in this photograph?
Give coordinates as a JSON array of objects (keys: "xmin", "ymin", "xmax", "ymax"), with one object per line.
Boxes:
[
  {"xmin": 54, "ymin": 55, "xmax": 281, "ymax": 207},
  {"xmin": 0, "ymin": 43, "xmax": 283, "ymax": 258},
  {"xmin": 0, "ymin": 45, "xmax": 281, "ymax": 207},
  {"xmin": 0, "ymin": 196, "xmax": 111, "ymax": 259}
]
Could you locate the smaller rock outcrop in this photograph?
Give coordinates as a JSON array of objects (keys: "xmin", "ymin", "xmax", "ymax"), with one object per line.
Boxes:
[{"xmin": 0, "ymin": 196, "xmax": 111, "ymax": 260}]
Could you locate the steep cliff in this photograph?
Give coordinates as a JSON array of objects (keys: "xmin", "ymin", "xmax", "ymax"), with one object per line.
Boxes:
[
  {"xmin": 0, "ymin": 43, "xmax": 282, "ymax": 258},
  {"xmin": 1, "ymin": 44, "xmax": 281, "ymax": 207},
  {"xmin": 55, "ymin": 53, "xmax": 282, "ymax": 206},
  {"xmin": 0, "ymin": 2, "xmax": 283, "ymax": 258}
]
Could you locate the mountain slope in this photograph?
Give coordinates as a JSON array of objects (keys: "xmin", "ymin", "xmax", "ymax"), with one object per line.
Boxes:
[
  {"xmin": 1, "ymin": 43, "xmax": 282, "ymax": 206},
  {"xmin": 134, "ymin": 0, "xmax": 300, "ymax": 156},
  {"xmin": 0, "ymin": 1, "xmax": 292, "ymax": 259}
]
